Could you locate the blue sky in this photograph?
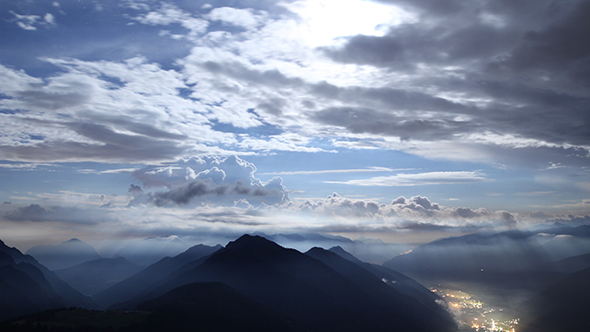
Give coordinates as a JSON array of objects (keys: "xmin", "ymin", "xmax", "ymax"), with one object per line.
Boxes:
[{"xmin": 1, "ymin": 0, "xmax": 589, "ymax": 249}]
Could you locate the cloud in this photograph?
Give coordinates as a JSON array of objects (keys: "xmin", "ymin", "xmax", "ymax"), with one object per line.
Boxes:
[
  {"xmin": 259, "ymin": 167, "xmax": 403, "ymax": 176},
  {"xmin": 325, "ymin": 171, "xmax": 489, "ymax": 186},
  {"xmin": 131, "ymin": 155, "xmax": 289, "ymax": 207},
  {"xmin": 207, "ymin": 7, "xmax": 263, "ymax": 30},
  {"xmin": 149, "ymin": 177, "xmax": 287, "ymax": 207},
  {"xmin": 282, "ymin": 192, "xmax": 519, "ymax": 230},
  {"xmin": 2, "ymin": 0, "xmax": 590, "ymax": 171},
  {"xmin": 3, "ymin": 204, "xmax": 111, "ymax": 224},
  {"xmin": 133, "ymin": 2, "xmax": 209, "ymax": 39},
  {"xmin": 4, "ymin": 204, "xmax": 48, "ymax": 221},
  {"xmin": 311, "ymin": 106, "xmax": 474, "ymax": 142},
  {"xmin": 0, "ymin": 57, "xmax": 232, "ymax": 163}
]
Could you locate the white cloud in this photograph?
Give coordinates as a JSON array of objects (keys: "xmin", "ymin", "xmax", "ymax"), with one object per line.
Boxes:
[
  {"xmin": 259, "ymin": 167, "xmax": 406, "ymax": 176},
  {"xmin": 325, "ymin": 171, "xmax": 489, "ymax": 186},
  {"xmin": 44, "ymin": 13, "xmax": 55, "ymax": 25},
  {"xmin": 10, "ymin": 11, "xmax": 41, "ymax": 30},
  {"xmin": 10, "ymin": 11, "xmax": 56, "ymax": 30},
  {"xmin": 133, "ymin": 3, "xmax": 208, "ymax": 39},
  {"xmin": 207, "ymin": 7, "xmax": 263, "ymax": 29}
]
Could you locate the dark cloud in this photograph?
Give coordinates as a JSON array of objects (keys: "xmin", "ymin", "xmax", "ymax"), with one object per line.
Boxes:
[
  {"xmin": 454, "ymin": 207, "xmax": 480, "ymax": 219},
  {"xmin": 4, "ymin": 204, "xmax": 48, "ymax": 222},
  {"xmin": 149, "ymin": 177, "xmax": 287, "ymax": 207},
  {"xmin": 16, "ymin": 87, "xmax": 91, "ymax": 110},
  {"xmin": 311, "ymin": 107, "xmax": 473, "ymax": 141},
  {"xmin": 4, "ymin": 204, "xmax": 108, "ymax": 224},
  {"xmin": 130, "ymin": 156, "xmax": 289, "ymax": 207},
  {"xmin": 0, "ymin": 121, "xmax": 189, "ymax": 163},
  {"xmin": 506, "ymin": 1, "xmax": 590, "ymax": 76},
  {"xmin": 128, "ymin": 184, "xmax": 143, "ymax": 194},
  {"xmin": 315, "ymin": 0, "xmax": 590, "ymax": 158},
  {"xmin": 200, "ymin": 61, "xmax": 304, "ymax": 87}
]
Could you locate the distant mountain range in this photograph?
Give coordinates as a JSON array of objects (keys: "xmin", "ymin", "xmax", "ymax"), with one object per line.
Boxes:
[
  {"xmin": 55, "ymin": 257, "xmax": 144, "ymax": 296},
  {"xmin": 26, "ymin": 236, "xmax": 193, "ymax": 271},
  {"xmin": 26, "ymin": 238, "xmax": 102, "ymax": 270},
  {"xmin": 93, "ymin": 243, "xmax": 222, "ymax": 308},
  {"xmin": 383, "ymin": 225, "xmax": 590, "ymax": 294},
  {"xmin": 112, "ymin": 235, "xmax": 191, "ymax": 266}
]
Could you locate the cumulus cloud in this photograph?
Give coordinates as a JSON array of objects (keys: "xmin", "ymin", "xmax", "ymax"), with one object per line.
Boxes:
[
  {"xmin": 130, "ymin": 155, "xmax": 289, "ymax": 207},
  {"xmin": 282, "ymin": 193, "xmax": 520, "ymax": 230}
]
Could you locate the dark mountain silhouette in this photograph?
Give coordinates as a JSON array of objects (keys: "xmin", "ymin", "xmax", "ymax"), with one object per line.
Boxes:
[
  {"xmin": 26, "ymin": 238, "xmax": 102, "ymax": 270},
  {"xmin": 0, "ymin": 308, "xmax": 150, "ymax": 331},
  {"xmin": 1, "ymin": 240, "xmax": 68, "ymax": 321},
  {"xmin": 0, "ymin": 261, "xmax": 63, "ymax": 321},
  {"xmin": 0, "ymin": 283, "xmax": 306, "ymax": 332},
  {"xmin": 55, "ymin": 257, "xmax": 144, "ymax": 296},
  {"xmin": 0, "ymin": 239, "xmax": 96, "ymax": 322},
  {"xmin": 137, "ymin": 282, "xmax": 307, "ymax": 332},
  {"xmin": 93, "ymin": 243, "xmax": 222, "ymax": 308},
  {"xmin": 125, "ymin": 235, "xmax": 456, "ymax": 332},
  {"xmin": 539, "ymin": 252, "xmax": 590, "ymax": 272},
  {"xmin": 519, "ymin": 266, "xmax": 590, "ymax": 332},
  {"xmin": 305, "ymin": 246, "xmax": 453, "ymax": 330},
  {"xmin": 327, "ymin": 246, "xmax": 442, "ymax": 306}
]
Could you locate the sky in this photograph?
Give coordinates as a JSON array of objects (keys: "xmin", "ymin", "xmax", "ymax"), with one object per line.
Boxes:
[{"xmin": 1, "ymin": 0, "xmax": 589, "ymax": 250}]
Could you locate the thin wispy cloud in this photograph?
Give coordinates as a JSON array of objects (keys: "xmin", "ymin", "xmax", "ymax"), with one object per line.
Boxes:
[
  {"xmin": 259, "ymin": 167, "xmax": 412, "ymax": 176},
  {"xmin": 325, "ymin": 171, "xmax": 490, "ymax": 187}
]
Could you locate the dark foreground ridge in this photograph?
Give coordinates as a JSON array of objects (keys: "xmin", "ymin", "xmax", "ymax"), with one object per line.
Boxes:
[{"xmin": 0, "ymin": 240, "xmax": 96, "ymax": 322}]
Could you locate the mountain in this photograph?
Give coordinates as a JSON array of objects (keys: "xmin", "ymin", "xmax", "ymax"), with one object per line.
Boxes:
[
  {"xmin": 255, "ymin": 232, "xmax": 413, "ymax": 264},
  {"xmin": 384, "ymin": 230, "xmax": 548, "ymax": 275},
  {"xmin": 305, "ymin": 246, "xmax": 452, "ymax": 329},
  {"xmin": 93, "ymin": 243, "xmax": 222, "ymax": 308},
  {"xmin": 519, "ymin": 266, "xmax": 590, "ymax": 332},
  {"xmin": 113, "ymin": 235, "xmax": 190, "ymax": 266},
  {"xmin": 125, "ymin": 235, "xmax": 456, "ymax": 332},
  {"xmin": 137, "ymin": 282, "xmax": 306, "ymax": 332},
  {"xmin": 0, "ymin": 283, "xmax": 306, "ymax": 332},
  {"xmin": 54, "ymin": 257, "xmax": 144, "ymax": 296},
  {"xmin": 0, "ymin": 239, "xmax": 96, "ymax": 322},
  {"xmin": 26, "ymin": 238, "xmax": 102, "ymax": 270},
  {"xmin": 0, "ymin": 252, "xmax": 63, "ymax": 321},
  {"xmin": 327, "ymin": 246, "xmax": 442, "ymax": 307},
  {"xmin": 383, "ymin": 226, "xmax": 590, "ymax": 295}
]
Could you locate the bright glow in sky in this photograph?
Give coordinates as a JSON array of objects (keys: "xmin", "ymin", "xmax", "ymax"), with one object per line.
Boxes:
[{"xmin": 282, "ymin": 0, "xmax": 414, "ymax": 46}]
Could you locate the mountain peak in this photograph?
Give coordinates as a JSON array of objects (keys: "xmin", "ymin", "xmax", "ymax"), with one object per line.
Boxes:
[
  {"xmin": 225, "ymin": 234, "xmax": 284, "ymax": 253},
  {"xmin": 225, "ymin": 234, "xmax": 281, "ymax": 251}
]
